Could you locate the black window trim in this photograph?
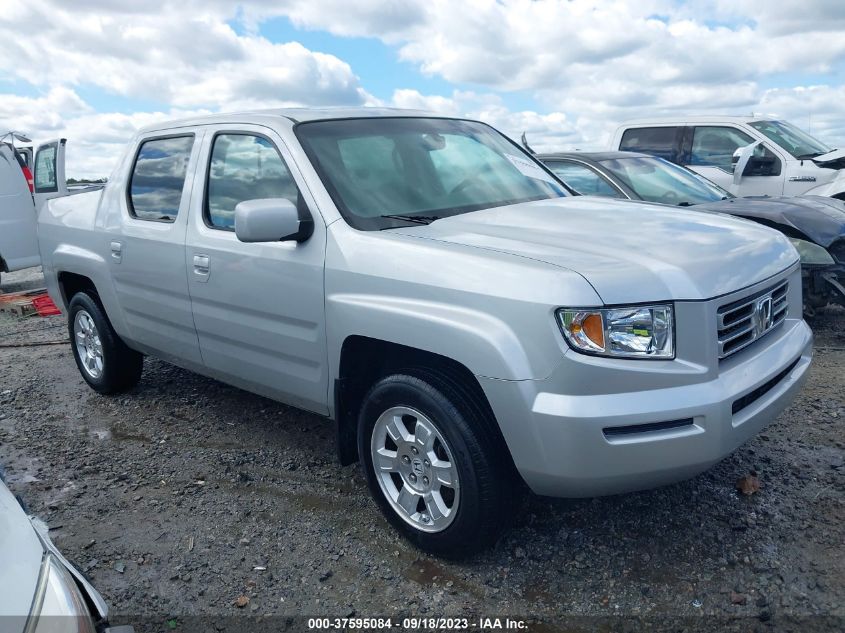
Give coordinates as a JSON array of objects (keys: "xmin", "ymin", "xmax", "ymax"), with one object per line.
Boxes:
[
  {"xmin": 202, "ymin": 130, "xmax": 306, "ymax": 233},
  {"xmin": 544, "ymin": 157, "xmax": 631, "ymax": 199},
  {"xmin": 33, "ymin": 141, "xmax": 60, "ymax": 194},
  {"xmin": 126, "ymin": 132, "xmax": 196, "ymax": 224}
]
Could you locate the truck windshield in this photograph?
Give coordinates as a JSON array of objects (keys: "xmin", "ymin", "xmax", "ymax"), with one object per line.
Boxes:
[
  {"xmin": 749, "ymin": 120, "xmax": 832, "ymax": 159},
  {"xmin": 599, "ymin": 156, "xmax": 732, "ymax": 205},
  {"xmin": 295, "ymin": 117, "xmax": 568, "ymax": 230}
]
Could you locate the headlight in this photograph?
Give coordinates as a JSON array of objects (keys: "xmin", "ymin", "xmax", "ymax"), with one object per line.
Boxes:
[
  {"xmin": 25, "ymin": 554, "xmax": 96, "ymax": 633},
  {"xmin": 557, "ymin": 304, "xmax": 674, "ymax": 359},
  {"xmin": 788, "ymin": 238, "xmax": 834, "ymax": 265}
]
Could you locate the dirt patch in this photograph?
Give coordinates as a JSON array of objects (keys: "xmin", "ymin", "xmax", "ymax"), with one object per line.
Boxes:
[{"xmin": 1, "ymin": 269, "xmax": 842, "ymax": 631}]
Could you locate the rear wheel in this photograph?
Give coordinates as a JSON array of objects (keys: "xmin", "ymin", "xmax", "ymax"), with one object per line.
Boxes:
[
  {"xmin": 68, "ymin": 292, "xmax": 142, "ymax": 394},
  {"xmin": 358, "ymin": 371, "xmax": 517, "ymax": 557}
]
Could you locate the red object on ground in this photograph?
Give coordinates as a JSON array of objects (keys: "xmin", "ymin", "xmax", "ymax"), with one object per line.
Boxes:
[{"xmin": 32, "ymin": 294, "xmax": 61, "ymax": 316}]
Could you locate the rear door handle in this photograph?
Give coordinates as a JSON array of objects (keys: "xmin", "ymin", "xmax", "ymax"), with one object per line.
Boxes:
[
  {"xmin": 110, "ymin": 241, "xmax": 122, "ymax": 263},
  {"xmin": 193, "ymin": 254, "xmax": 210, "ymax": 282}
]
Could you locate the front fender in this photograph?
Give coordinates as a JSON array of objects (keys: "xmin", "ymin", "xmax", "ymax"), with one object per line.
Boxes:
[
  {"xmin": 803, "ymin": 179, "xmax": 845, "ymax": 198},
  {"xmin": 327, "ymin": 293, "xmax": 549, "ymax": 384}
]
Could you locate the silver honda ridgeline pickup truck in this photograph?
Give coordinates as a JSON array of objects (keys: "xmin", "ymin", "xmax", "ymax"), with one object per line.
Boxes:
[{"xmin": 38, "ymin": 108, "xmax": 812, "ymax": 556}]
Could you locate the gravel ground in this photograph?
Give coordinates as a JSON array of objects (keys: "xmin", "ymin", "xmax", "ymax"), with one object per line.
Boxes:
[{"xmin": 0, "ymin": 267, "xmax": 843, "ymax": 632}]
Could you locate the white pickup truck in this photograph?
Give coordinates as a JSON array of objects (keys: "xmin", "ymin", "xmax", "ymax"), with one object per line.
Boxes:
[
  {"xmin": 611, "ymin": 116, "xmax": 845, "ymax": 199},
  {"xmin": 37, "ymin": 108, "xmax": 812, "ymax": 555}
]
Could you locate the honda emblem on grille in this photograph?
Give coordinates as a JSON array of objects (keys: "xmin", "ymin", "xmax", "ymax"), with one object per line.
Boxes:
[{"xmin": 755, "ymin": 297, "xmax": 774, "ymax": 335}]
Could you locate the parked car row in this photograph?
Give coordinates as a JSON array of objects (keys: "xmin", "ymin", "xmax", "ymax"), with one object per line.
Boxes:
[
  {"xmin": 6, "ymin": 108, "xmax": 840, "ymax": 567},
  {"xmin": 532, "ymin": 149, "xmax": 845, "ymax": 315},
  {"xmin": 22, "ymin": 108, "xmax": 810, "ymax": 559}
]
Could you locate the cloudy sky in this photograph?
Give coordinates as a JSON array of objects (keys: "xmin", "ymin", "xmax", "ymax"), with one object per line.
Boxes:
[{"xmin": 1, "ymin": 0, "xmax": 844, "ymax": 178}]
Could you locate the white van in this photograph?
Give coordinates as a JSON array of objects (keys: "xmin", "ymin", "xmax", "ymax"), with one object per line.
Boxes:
[
  {"xmin": 0, "ymin": 138, "xmax": 84, "ymax": 286},
  {"xmin": 611, "ymin": 116, "xmax": 845, "ymax": 199}
]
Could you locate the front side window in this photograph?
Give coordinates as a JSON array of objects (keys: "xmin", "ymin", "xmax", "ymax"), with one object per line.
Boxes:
[
  {"xmin": 749, "ymin": 120, "xmax": 832, "ymax": 159},
  {"xmin": 619, "ymin": 127, "xmax": 679, "ymax": 161},
  {"xmin": 128, "ymin": 135, "xmax": 194, "ymax": 222},
  {"xmin": 34, "ymin": 144, "xmax": 57, "ymax": 192},
  {"xmin": 206, "ymin": 134, "xmax": 299, "ymax": 230},
  {"xmin": 295, "ymin": 117, "xmax": 567, "ymax": 231},
  {"xmin": 545, "ymin": 161, "xmax": 624, "ymax": 198},
  {"xmin": 688, "ymin": 126, "xmax": 755, "ymax": 170},
  {"xmin": 599, "ymin": 156, "xmax": 731, "ymax": 205}
]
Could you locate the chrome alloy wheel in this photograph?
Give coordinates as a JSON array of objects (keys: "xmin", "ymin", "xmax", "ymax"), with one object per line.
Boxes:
[
  {"xmin": 371, "ymin": 406, "xmax": 460, "ymax": 533},
  {"xmin": 74, "ymin": 310, "xmax": 104, "ymax": 379}
]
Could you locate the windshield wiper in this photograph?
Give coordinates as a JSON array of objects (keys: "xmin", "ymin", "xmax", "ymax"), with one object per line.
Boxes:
[
  {"xmin": 677, "ymin": 202, "xmax": 694, "ymax": 207},
  {"xmin": 796, "ymin": 151, "xmax": 827, "ymax": 160},
  {"xmin": 380, "ymin": 214, "xmax": 441, "ymax": 225}
]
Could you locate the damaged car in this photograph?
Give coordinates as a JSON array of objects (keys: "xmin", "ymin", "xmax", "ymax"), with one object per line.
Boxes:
[
  {"xmin": 537, "ymin": 149, "xmax": 845, "ymax": 315},
  {"xmin": 0, "ymin": 474, "xmax": 131, "ymax": 633}
]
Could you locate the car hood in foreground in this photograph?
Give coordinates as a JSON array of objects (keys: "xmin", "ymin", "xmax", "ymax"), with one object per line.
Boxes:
[
  {"xmin": 694, "ymin": 195, "xmax": 845, "ymax": 248},
  {"xmin": 0, "ymin": 481, "xmax": 42, "ymax": 619},
  {"xmin": 393, "ymin": 197, "xmax": 797, "ymax": 304}
]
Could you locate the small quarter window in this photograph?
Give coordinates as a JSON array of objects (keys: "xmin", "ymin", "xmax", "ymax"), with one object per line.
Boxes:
[
  {"xmin": 128, "ymin": 135, "xmax": 194, "ymax": 222},
  {"xmin": 206, "ymin": 134, "xmax": 299, "ymax": 230}
]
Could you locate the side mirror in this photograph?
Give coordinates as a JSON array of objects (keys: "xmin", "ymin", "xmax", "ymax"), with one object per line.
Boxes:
[
  {"xmin": 732, "ymin": 141, "xmax": 761, "ymax": 185},
  {"xmin": 234, "ymin": 198, "xmax": 313, "ymax": 243}
]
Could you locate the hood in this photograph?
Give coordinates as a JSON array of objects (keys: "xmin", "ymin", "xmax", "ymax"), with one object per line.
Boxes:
[
  {"xmin": 695, "ymin": 195, "xmax": 845, "ymax": 247},
  {"xmin": 812, "ymin": 147, "xmax": 845, "ymax": 163},
  {"xmin": 392, "ymin": 197, "xmax": 797, "ymax": 304},
  {"xmin": 810, "ymin": 148, "xmax": 845, "ymax": 171},
  {"xmin": 0, "ymin": 480, "xmax": 43, "ymax": 619}
]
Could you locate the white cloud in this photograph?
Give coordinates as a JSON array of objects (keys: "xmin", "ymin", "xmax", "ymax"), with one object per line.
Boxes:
[
  {"xmin": 0, "ymin": 88, "xmax": 212, "ymax": 177},
  {"xmin": 2, "ymin": 0, "xmax": 845, "ymax": 176},
  {"xmin": 0, "ymin": 1, "xmax": 372, "ymax": 110}
]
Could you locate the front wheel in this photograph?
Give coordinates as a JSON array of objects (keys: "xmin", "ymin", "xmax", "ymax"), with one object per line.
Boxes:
[
  {"xmin": 68, "ymin": 292, "xmax": 143, "ymax": 394},
  {"xmin": 358, "ymin": 371, "xmax": 517, "ymax": 557}
]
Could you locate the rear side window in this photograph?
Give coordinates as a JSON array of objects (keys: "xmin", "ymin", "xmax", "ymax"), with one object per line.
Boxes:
[
  {"xmin": 128, "ymin": 135, "xmax": 194, "ymax": 222},
  {"xmin": 206, "ymin": 133, "xmax": 299, "ymax": 230},
  {"xmin": 689, "ymin": 126, "xmax": 755, "ymax": 171},
  {"xmin": 545, "ymin": 161, "xmax": 624, "ymax": 198},
  {"xmin": 34, "ymin": 144, "xmax": 57, "ymax": 192},
  {"xmin": 619, "ymin": 127, "xmax": 679, "ymax": 161}
]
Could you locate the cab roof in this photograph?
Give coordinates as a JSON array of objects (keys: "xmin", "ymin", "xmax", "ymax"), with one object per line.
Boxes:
[
  {"xmin": 618, "ymin": 115, "xmax": 775, "ymax": 126},
  {"xmin": 138, "ymin": 107, "xmax": 442, "ymax": 134}
]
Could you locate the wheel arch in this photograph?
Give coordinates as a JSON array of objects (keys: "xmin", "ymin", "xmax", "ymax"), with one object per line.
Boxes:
[
  {"xmin": 334, "ymin": 335, "xmax": 517, "ymax": 475},
  {"xmin": 57, "ymin": 271, "xmax": 99, "ymax": 306}
]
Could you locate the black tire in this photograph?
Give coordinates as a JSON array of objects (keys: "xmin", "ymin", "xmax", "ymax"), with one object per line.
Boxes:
[
  {"xmin": 358, "ymin": 370, "xmax": 518, "ymax": 557},
  {"xmin": 67, "ymin": 292, "xmax": 142, "ymax": 394}
]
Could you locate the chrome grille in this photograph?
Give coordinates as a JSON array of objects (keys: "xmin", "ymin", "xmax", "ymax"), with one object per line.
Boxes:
[{"xmin": 717, "ymin": 280, "xmax": 788, "ymax": 359}]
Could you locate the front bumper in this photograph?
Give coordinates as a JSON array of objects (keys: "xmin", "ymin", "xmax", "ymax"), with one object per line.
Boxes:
[{"xmin": 480, "ymin": 317, "xmax": 813, "ymax": 497}]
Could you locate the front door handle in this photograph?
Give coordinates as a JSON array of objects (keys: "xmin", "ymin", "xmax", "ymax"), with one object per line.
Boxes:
[
  {"xmin": 110, "ymin": 241, "xmax": 122, "ymax": 263},
  {"xmin": 193, "ymin": 254, "xmax": 210, "ymax": 282}
]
